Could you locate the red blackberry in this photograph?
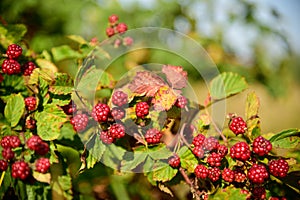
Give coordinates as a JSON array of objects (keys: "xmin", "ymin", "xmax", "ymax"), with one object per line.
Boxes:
[
  {"xmin": 100, "ymin": 131, "xmax": 115, "ymax": 144},
  {"xmin": 123, "ymin": 37, "xmax": 133, "ymax": 46},
  {"xmin": 217, "ymin": 144, "xmax": 228, "ymax": 158},
  {"xmin": 111, "ymin": 107, "xmax": 125, "ymax": 120},
  {"xmin": 1, "ymin": 59, "xmax": 21, "ymax": 75},
  {"xmin": 22, "ymin": 61, "xmax": 36, "ymax": 76},
  {"xmin": 106, "ymin": 27, "xmax": 115, "ymax": 37},
  {"xmin": 112, "ymin": 91, "xmax": 128, "ymax": 107},
  {"xmin": 6, "ymin": 44, "xmax": 22, "ymax": 59},
  {"xmin": 2, "ymin": 148, "xmax": 15, "ymax": 160},
  {"xmin": 27, "ymin": 135, "xmax": 43, "ymax": 150},
  {"xmin": 108, "ymin": 14, "xmax": 119, "ymax": 24},
  {"xmin": 70, "ymin": 113, "xmax": 89, "ymax": 132},
  {"xmin": 145, "ymin": 128, "xmax": 162, "ymax": 144},
  {"xmin": 11, "ymin": 161, "xmax": 30, "ymax": 180},
  {"xmin": 0, "ymin": 159, "xmax": 8, "ymax": 171},
  {"xmin": 168, "ymin": 154, "xmax": 180, "ymax": 168},
  {"xmin": 207, "ymin": 152, "xmax": 222, "ymax": 167},
  {"xmin": 24, "ymin": 96, "xmax": 37, "ymax": 111},
  {"xmin": 233, "ymin": 168, "xmax": 247, "ymax": 183},
  {"xmin": 135, "ymin": 102, "xmax": 149, "ymax": 118},
  {"xmin": 92, "ymin": 103, "xmax": 111, "ymax": 122},
  {"xmin": 208, "ymin": 167, "xmax": 221, "ymax": 182},
  {"xmin": 25, "ymin": 118, "xmax": 36, "ymax": 130},
  {"xmin": 35, "ymin": 158, "xmax": 50, "ymax": 173},
  {"xmin": 62, "ymin": 101, "xmax": 77, "ymax": 115},
  {"xmin": 251, "ymin": 186, "xmax": 266, "ymax": 200},
  {"xmin": 192, "ymin": 133, "xmax": 206, "ymax": 147},
  {"xmin": 247, "ymin": 164, "xmax": 269, "ymax": 184},
  {"xmin": 268, "ymin": 159, "xmax": 289, "ymax": 178},
  {"xmin": 252, "ymin": 136, "xmax": 272, "ymax": 156},
  {"xmin": 109, "ymin": 123, "xmax": 126, "ymax": 139},
  {"xmin": 222, "ymin": 168, "xmax": 234, "ymax": 183},
  {"xmin": 10, "ymin": 135, "xmax": 21, "ymax": 148},
  {"xmin": 229, "ymin": 116, "xmax": 247, "ymax": 135},
  {"xmin": 35, "ymin": 142, "xmax": 49, "ymax": 156},
  {"xmin": 175, "ymin": 96, "xmax": 188, "ymax": 108},
  {"xmin": 194, "ymin": 164, "xmax": 209, "ymax": 179},
  {"xmin": 116, "ymin": 23, "xmax": 127, "ymax": 34},
  {"xmin": 230, "ymin": 142, "xmax": 251, "ymax": 161},
  {"xmin": 1, "ymin": 136, "xmax": 11, "ymax": 148},
  {"xmin": 192, "ymin": 146, "xmax": 205, "ymax": 158},
  {"xmin": 203, "ymin": 137, "xmax": 219, "ymax": 152}
]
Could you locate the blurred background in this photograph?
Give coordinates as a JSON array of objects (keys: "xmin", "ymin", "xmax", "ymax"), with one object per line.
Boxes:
[{"xmin": 0, "ymin": 0, "xmax": 299, "ymax": 199}]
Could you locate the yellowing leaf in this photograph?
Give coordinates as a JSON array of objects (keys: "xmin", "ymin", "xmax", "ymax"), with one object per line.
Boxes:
[{"xmin": 152, "ymin": 86, "xmax": 177, "ymax": 111}]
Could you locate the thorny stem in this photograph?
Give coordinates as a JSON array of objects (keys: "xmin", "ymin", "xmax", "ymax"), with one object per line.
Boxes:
[
  {"xmin": 179, "ymin": 167, "xmax": 203, "ymax": 200},
  {"xmin": 179, "ymin": 123, "xmax": 192, "ymax": 150}
]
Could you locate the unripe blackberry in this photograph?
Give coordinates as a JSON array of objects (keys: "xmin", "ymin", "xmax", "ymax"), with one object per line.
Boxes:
[
  {"xmin": 233, "ymin": 168, "xmax": 247, "ymax": 183},
  {"xmin": 108, "ymin": 14, "xmax": 119, "ymax": 24},
  {"xmin": 251, "ymin": 186, "xmax": 266, "ymax": 200},
  {"xmin": 145, "ymin": 128, "xmax": 162, "ymax": 144},
  {"xmin": 207, "ymin": 152, "xmax": 222, "ymax": 167},
  {"xmin": 100, "ymin": 131, "xmax": 115, "ymax": 144},
  {"xmin": 12, "ymin": 161, "xmax": 30, "ymax": 180},
  {"xmin": 230, "ymin": 142, "xmax": 251, "ymax": 161},
  {"xmin": 1, "ymin": 136, "xmax": 11, "ymax": 148},
  {"xmin": 135, "ymin": 102, "xmax": 149, "ymax": 118},
  {"xmin": 222, "ymin": 168, "xmax": 234, "ymax": 183},
  {"xmin": 208, "ymin": 167, "xmax": 221, "ymax": 182},
  {"xmin": 22, "ymin": 61, "xmax": 36, "ymax": 76},
  {"xmin": 0, "ymin": 159, "xmax": 8, "ymax": 171},
  {"xmin": 111, "ymin": 107, "xmax": 125, "ymax": 120},
  {"xmin": 123, "ymin": 37, "xmax": 133, "ymax": 46},
  {"xmin": 25, "ymin": 118, "xmax": 36, "ymax": 130},
  {"xmin": 194, "ymin": 164, "xmax": 209, "ymax": 179},
  {"xmin": 10, "ymin": 135, "xmax": 21, "ymax": 148},
  {"xmin": 229, "ymin": 116, "xmax": 247, "ymax": 135},
  {"xmin": 112, "ymin": 91, "xmax": 128, "ymax": 107},
  {"xmin": 217, "ymin": 144, "xmax": 228, "ymax": 158},
  {"xmin": 106, "ymin": 27, "xmax": 115, "ymax": 37},
  {"xmin": 6, "ymin": 44, "xmax": 22, "ymax": 59},
  {"xmin": 192, "ymin": 146, "xmax": 205, "ymax": 158},
  {"xmin": 247, "ymin": 164, "xmax": 269, "ymax": 184},
  {"xmin": 192, "ymin": 133, "xmax": 205, "ymax": 147},
  {"xmin": 2, "ymin": 59, "xmax": 21, "ymax": 75},
  {"xmin": 116, "ymin": 23, "xmax": 127, "ymax": 34},
  {"xmin": 35, "ymin": 142, "xmax": 49, "ymax": 156},
  {"xmin": 2, "ymin": 148, "xmax": 15, "ymax": 160},
  {"xmin": 35, "ymin": 158, "xmax": 50, "ymax": 173},
  {"xmin": 175, "ymin": 96, "xmax": 188, "ymax": 108},
  {"xmin": 109, "ymin": 123, "xmax": 126, "ymax": 139},
  {"xmin": 27, "ymin": 135, "xmax": 43, "ymax": 150},
  {"xmin": 252, "ymin": 136, "xmax": 272, "ymax": 156},
  {"xmin": 70, "ymin": 113, "xmax": 89, "ymax": 132},
  {"xmin": 268, "ymin": 159, "xmax": 289, "ymax": 178},
  {"xmin": 24, "ymin": 96, "xmax": 37, "ymax": 111},
  {"xmin": 168, "ymin": 154, "xmax": 180, "ymax": 168},
  {"xmin": 92, "ymin": 103, "xmax": 111, "ymax": 122},
  {"xmin": 203, "ymin": 137, "xmax": 219, "ymax": 152}
]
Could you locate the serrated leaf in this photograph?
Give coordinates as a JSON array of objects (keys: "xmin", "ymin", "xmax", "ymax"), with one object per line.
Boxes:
[
  {"xmin": 49, "ymin": 73, "xmax": 73, "ymax": 95},
  {"xmin": 162, "ymin": 65, "xmax": 187, "ymax": 89},
  {"xmin": 153, "ymin": 161, "xmax": 178, "ymax": 182},
  {"xmin": 121, "ymin": 151, "xmax": 148, "ymax": 172},
  {"xmin": 271, "ymin": 136, "xmax": 300, "ymax": 149},
  {"xmin": 269, "ymin": 129, "xmax": 300, "ymax": 142},
  {"xmin": 245, "ymin": 92, "xmax": 260, "ymax": 119},
  {"xmin": 58, "ymin": 123, "xmax": 76, "ymax": 141},
  {"xmin": 32, "ymin": 171, "xmax": 51, "ymax": 183},
  {"xmin": 0, "ymin": 24, "xmax": 27, "ymax": 47},
  {"xmin": 178, "ymin": 146, "xmax": 198, "ymax": 173},
  {"xmin": 35, "ymin": 59, "xmax": 58, "ymax": 73},
  {"xmin": 209, "ymin": 72, "xmax": 248, "ymax": 100},
  {"xmin": 147, "ymin": 144, "xmax": 173, "ymax": 160},
  {"xmin": 35, "ymin": 104, "xmax": 67, "ymax": 141},
  {"xmin": 101, "ymin": 143, "xmax": 126, "ymax": 170},
  {"xmin": 86, "ymin": 135, "xmax": 106, "ymax": 169},
  {"xmin": 51, "ymin": 45, "xmax": 82, "ymax": 62},
  {"xmin": 4, "ymin": 94, "xmax": 25, "ymax": 127},
  {"xmin": 152, "ymin": 85, "xmax": 177, "ymax": 111},
  {"xmin": 209, "ymin": 186, "xmax": 247, "ymax": 200}
]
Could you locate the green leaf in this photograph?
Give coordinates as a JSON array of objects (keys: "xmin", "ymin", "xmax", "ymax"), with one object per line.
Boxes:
[
  {"xmin": 101, "ymin": 143, "xmax": 126, "ymax": 170},
  {"xmin": 4, "ymin": 94, "xmax": 25, "ymax": 127},
  {"xmin": 49, "ymin": 73, "xmax": 73, "ymax": 95},
  {"xmin": 209, "ymin": 72, "xmax": 248, "ymax": 100},
  {"xmin": 245, "ymin": 92, "xmax": 260, "ymax": 119},
  {"xmin": 271, "ymin": 136, "xmax": 299, "ymax": 149},
  {"xmin": 178, "ymin": 146, "xmax": 198, "ymax": 173},
  {"xmin": 0, "ymin": 24, "xmax": 27, "ymax": 47},
  {"xmin": 209, "ymin": 186, "xmax": 247, "ymax": 200},
  {"xmin": 147, "ymin": 144, "xmax": 173, "ymax": 160},
  {"xmin": 35, "ymin": 104, "xmax": 67, "ymax": 141},
  {"xmin": 152, "ymin": 161, "xmax": 178, "ymax": 182},
  {"xmin": 58, "ymin": 122, "xmax": 76, "ymax": 141},
  {"xmin": 51, "ymin": 45, "xmax": 82, "ymax": 62},
  {"xmin": 67, "ymin": 35, "xmax": 88, "ymax": 44},
  {"xmin": 57, "ymin": 175, "xmax": 72, "ymax": 192},
  {"xmin": 121, "ymin": 151, "xmax": 148, "ymax": 172},
  {"xmin": 269, "ymin": 129, "xmax": 300, "ymax": 142},
  {"xmin": 86, "ymin": 135, "xmax": 106, "ymax": 169}
]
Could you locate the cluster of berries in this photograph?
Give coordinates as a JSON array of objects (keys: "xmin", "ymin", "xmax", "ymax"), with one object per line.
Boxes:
[
  {"xmin": 1, "ymin": 44, "xmax": 37, "ymax": 78},
  {"xmin": 189, "ymin": 116, "xmax": 289, "ymax": 199},
  {"xmin": 0, "ymin": 135, "xmax": 50, "ymax": 180}
]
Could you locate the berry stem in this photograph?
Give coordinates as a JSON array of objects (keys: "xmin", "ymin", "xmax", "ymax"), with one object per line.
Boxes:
[
  {"xmin": 179, "ymin": 167, "xmax": 202, "ymax": 200},
  {"xmin": 205, "ymin": 109, "xmax": 228, "ymax": 145}
]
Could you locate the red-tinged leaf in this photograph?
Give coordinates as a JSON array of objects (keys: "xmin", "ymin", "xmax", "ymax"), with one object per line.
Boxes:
[
  {"xmin": 162, "ymin": 65, "xmax": 187, "ymax": 89},
  {"xmin": 152, "ymin": 85, "xmax": 177, "ymax": 111},
  {"xmin": 128, "ymin": 71, "xmax": 166, "ymax": 96}
]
